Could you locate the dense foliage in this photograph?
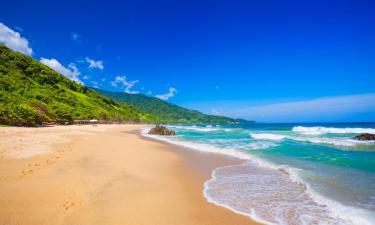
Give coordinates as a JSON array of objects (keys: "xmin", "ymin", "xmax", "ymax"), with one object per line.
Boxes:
[
  {"xmin": 93, "ymin": 88, "xmax": 251, "ymax": 124},
  {"xmin": 0, "ymin": 45, "xmax": 158, "ymax": 126}
]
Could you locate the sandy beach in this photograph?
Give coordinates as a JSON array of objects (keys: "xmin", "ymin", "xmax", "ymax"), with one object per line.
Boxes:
[{"xmin": 0, "ymin": 125, "xmax": 260, "ymax": 225}]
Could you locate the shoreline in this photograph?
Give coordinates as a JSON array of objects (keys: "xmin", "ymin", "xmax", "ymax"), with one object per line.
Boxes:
[{"xmin": 0, "ymin": 125, "xmax": 261, "ymax": 225}]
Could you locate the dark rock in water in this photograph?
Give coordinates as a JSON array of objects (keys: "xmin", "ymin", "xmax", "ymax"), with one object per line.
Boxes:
[
  {"xmin": 148, "ymin": 125, "xmax": 176, "ymax": 136},
  {"xmin": 354, "ymin": 133, "xmax": 375, "ymax": 141}
]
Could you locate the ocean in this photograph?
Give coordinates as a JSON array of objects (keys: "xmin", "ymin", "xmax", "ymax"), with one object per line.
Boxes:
[{"xmin": 142, "ymin": 123, "xmax": 375, "ymax": 225}]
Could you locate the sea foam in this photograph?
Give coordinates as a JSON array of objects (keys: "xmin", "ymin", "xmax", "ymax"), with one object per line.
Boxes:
[
  {"xmin": 293, "ymin": 126, "xmax": 375, "ymax": 135},
  {"xmin": 204, "ymin": 163, "xmax": 374, "ymax": 225},
  {"xmin": 141, "ymin": 125, "xmax": 375, "ymax": 225},
  {"xmin": 294, "ymin": 137, "xmax": 375, "ymax": 147},
  {"xmin": 168, "ymin": 125, "xmax": 233, "ymax": 132},
  {"xmin": 250, "ymin": 132, "xmax": 375, "ymax": 147},
  {"xmin": 250, "ymin": 133, "xmax": 286, "ymax": 141}
]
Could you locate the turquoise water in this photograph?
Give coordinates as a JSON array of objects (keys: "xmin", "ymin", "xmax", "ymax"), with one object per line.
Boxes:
[{"xmin": 143, "ymin": 123, "xmax": 375, "ymax": 225}]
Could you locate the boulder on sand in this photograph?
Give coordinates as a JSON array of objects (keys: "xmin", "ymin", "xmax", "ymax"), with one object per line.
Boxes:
[
  {"xmin": 148, "ymin": 125, "xmax": 176, "ymax": 136},
  {"xmin": 354, "ymin": 133, "xmax": 375, "ymax": 141}
]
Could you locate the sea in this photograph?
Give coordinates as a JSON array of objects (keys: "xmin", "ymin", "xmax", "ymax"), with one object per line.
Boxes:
[{"xmin": 142, "ymin": 123, "xmax": 375, "ymax": 225}]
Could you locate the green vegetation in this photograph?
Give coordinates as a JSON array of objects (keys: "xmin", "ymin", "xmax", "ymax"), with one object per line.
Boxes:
[
  {"xmin": 92, "ymin": 88, "xmax": 252, "ymax": 124},
  {"xmin": 0, "ymin": 44, "xmax": 251, "ymax": 126},
  {"xmin": 0, "ymin": 45, "xmax": 158, "ymax": 126}
]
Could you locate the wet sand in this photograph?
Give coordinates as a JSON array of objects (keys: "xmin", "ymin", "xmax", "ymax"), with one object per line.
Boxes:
[{"xmin": 0, "ymin": 125, "xmax": 260, "ymax": 225}]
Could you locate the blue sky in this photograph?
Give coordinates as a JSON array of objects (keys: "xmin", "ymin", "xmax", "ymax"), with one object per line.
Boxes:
[{"xmin": 1, "ymin": 0, "xmax": 374, "ymax": 122}]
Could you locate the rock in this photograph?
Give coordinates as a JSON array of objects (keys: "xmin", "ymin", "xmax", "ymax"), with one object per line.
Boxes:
[
  {"xmin": 354, "ymin": 133, "xmax": 375, "ymax": 141},
  {"xmin": 148, "ymin": 125, "xmax": 176, "ymax": 136}
]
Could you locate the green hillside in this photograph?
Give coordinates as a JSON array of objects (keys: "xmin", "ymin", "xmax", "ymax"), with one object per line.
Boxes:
[
  {"xmin": 0, "ymin": 45, "xmax": 158, "ymax": 126},
  {"xmin": 92, "ymin": 88, "xmax": 251, "ymax": 124}
]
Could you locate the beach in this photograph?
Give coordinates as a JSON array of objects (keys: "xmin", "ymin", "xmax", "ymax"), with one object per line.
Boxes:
[
  {"xmin": 0, "ymin": 125, "xmax": 260, "ymax": 225},
  {"xmin": 151, "ymin": 124, "xmax": 375, "ymax": 225}
]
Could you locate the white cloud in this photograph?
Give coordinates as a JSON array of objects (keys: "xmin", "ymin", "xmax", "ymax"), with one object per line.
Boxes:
[
  {"xmin": 111, "ymin": 76, "xmax": 139, "ymax": 94},
  {"xmin": 83, "ymin": 75, "xmax": 89, "ymax": 80},
  {"xmin": 71, "ymin": 32, "xmax": 80, "ymax": 41},
  {"xmin": 227, "ymin": 93, "xmax": 375, "ymax": 122},
  {"xmin": 40, "ymin": 58, "xmax": 82, "ymax": 84},
  {"xmin": 211, "ymin": 109, "xmax": 221, "ymax": 115},
  {"xmin": 156, "ymin": 87, "xmax": 177, "ymax": 101},
  {"xmin": 0, "ymin": 22, "xmax": 32, "ymax": 55},
  {"xmin": 85, "ymin": 57, "xmax": 104, "ymax": 70},
  {"xmin": 90, "ymin": 80, "xmax": 99, "ymax": 88}
]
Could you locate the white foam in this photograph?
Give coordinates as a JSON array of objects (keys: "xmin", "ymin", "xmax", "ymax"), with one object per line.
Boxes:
[
  {"xmin": 204, "ymin": 163, "xmax": 374, "ymax": 225},
  {"xmin": 141, "ymin": 127, "xmax": 279, "ymax": 169},
  {"xmin": 250, "ymin": 132, "xmax": 375, "ymax": 147},
  {"xmin": 247, "ymin": 142, "xmax": 278, "ymax": 150},
  {"xmin": 250, "ymin": 133, "xmax": 286, "ymax": 141},
  {"xmin": 168, "ymin": 125, "xmax": 232, "ymax": 132},
  {"xmin": 141, "ymin": 127, "xmax": 252, "ymax": 160},
  {"xmin": 297, "ymin": 137, "xmax": 375, "ymax": 147},
  {"xmin": 293, "ymin": 126, "xmax": 375, "ymax": 135},
  {"xmin": 142, "ymin": 126, "xmax": 375, "ymax": 225}
]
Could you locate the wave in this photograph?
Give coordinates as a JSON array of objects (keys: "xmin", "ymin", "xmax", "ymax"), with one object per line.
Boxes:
[
  {"xmin": 250, "ymin": 133, "xmax": 286, "ymax": 141},
  {"xmin": 204, "ymin": 163, "xmax": 374, "ymax": 225},
  {"xmin": 295, "ymin": 137, "xmax": 375, "ymax": 147},
  {"xmin": 168, "ymin": 125, "xmax": 233, "ymax": 133},
  {"xmin": 141, "ymin": 127, "xmax": 278, "ymax": 163},
  {"xmin": 293, "ymin": 126, "xmax": 375, "ymax": 135},
  {"xmin": 141, "ymin": 127, "xmax": 251, "ymax": 159},
  {"xmin": 250, "ymin": 132, "xmax": 375, "ymax": 147},
  {"xmin": 142, "ymin": 127, "xmax": 374, "ymax": 225}
]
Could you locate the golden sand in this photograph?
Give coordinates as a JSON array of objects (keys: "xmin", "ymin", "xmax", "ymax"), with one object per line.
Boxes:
[{"xmin": 0, "ymin": 125, "xmax": 260, "ymax": 225}]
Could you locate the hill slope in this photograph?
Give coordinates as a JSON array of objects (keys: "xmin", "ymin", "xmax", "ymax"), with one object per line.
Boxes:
[
  {"xmin": 0, "ymin": 45, "xmax": 157, "ymax": 126},
  {"xmin": 93, "ymin": 88, "xmax": 250, "ymax": 124}
]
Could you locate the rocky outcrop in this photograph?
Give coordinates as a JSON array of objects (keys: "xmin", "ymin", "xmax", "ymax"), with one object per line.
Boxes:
[
  {"xmin": 354, "ymin": 133, "xmax": 375, "ymax": 141},
  {"xmin": 148, "ymin": 125, "xmax": 176, "ymax": 136}
]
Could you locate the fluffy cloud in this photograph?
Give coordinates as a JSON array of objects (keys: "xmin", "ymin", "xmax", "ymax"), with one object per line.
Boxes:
[
  {"xmin": 90, "ymin": 80, "xmax": 99, "ymax": 88},
  {"xmin": 0, "ymin": 22, "xmax": 32, "ymax": 55},
  {"xmin": 40, "ymin": 58, "xmax": 82, "ymax": 84},
  {"xmin": 211, "ymin": 109, "xmax": 221, "ymax": 115},
  {"xmin": 111, "ymin": 76, "xmax": 139, "ymax": 94},
  {"xmin": 70, "ymin": 32, "xmax": 80, "ymax": 41},
  {"xmin": 156, "ymin": 87, "xmax": 177, "ymax": 101},
  {"xmin": 85, "ymin": 57, "xmax": 104, "ymax": 70},
  {"xmin": 227, "ymin": 93, "xmax": 375, "ymax": 122}
]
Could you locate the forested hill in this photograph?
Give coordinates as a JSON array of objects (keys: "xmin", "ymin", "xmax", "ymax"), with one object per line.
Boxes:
[
  {"xmin": 0, "ymin": 44, "xmax": 157, "ymax": 126},
  {"xmin": 92, "ymin": 88, "xmax": 252, "ymax": 124}
]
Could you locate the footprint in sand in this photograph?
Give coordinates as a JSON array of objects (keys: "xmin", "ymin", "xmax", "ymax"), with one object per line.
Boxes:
[
  {"xmin": 19, "ymin": 162, "xmax": 41, "ymax": 177},
  {"xmin": 27, "ymin": 163, "xmax": 39, "ymax": 167},
  {"xmin": 46, "ymin": 159, "xmax": 56, "ymax": 165},
  {"xmin": 21, "ymin": 169, "xmax": 34, "ymax": 175},
  {"xmin": 63, "ymin": 201, "xmax": 75, "ymax": 210}
]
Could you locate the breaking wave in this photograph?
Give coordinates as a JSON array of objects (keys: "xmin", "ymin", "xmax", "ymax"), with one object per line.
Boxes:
[
  {"xmin": 250, "ymin": 132, "xmax": 374, "ymax": 147},
  {"xmin": 250, "ymin": 133, "xmax": 286, "ymax": 141},
  {"xmin": 293, "ymin": 126, "xmax": 375, "ymax": 135}
]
